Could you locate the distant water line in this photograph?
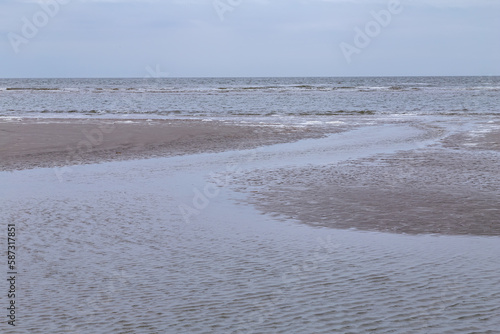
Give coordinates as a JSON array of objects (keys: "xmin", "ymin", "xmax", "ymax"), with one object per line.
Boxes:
[{"xmin": 0, "ymin": 76, "xmax": 499, "ymax": 118}]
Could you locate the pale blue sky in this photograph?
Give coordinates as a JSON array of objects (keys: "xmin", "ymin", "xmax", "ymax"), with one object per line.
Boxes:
[{"xmin": 1, "ymin": 0, "xmax": 499, "ymax": 77}]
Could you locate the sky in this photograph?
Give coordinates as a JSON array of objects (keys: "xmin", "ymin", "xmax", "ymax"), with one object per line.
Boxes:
[{"xmin": 1, "ymin": 0, "xmax": 499, "ymax": 78}]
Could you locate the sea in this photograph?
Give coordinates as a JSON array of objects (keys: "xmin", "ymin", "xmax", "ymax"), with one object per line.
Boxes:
[
  {"xmin": 1, "ymin": 76, "xmax": 499, "ymax": 118},
  {"xmin": 1, "ymin": 76, "xmax": 500, "ymax": 333}
]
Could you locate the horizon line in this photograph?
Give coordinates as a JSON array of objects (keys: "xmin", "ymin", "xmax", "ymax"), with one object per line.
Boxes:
[{"xmin": 1, "ymin": 74, "xmax": 499, "ymax": 80}]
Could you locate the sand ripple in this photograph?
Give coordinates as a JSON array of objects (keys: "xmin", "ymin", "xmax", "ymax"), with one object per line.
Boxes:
[{"xmin": 1, "ymin": 118, "xmax": 499, "ymax": 333}]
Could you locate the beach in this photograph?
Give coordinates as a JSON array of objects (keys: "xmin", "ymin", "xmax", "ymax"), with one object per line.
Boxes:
[
  {"xmin": 238, "ymin": 118, "xmax": 500, "ymax": 236},
  {"xmin": 1, "ymin": 76, "xmax": 500, "ymax": 333},
  {"xmin": 2, "ymin": 116, "xmax": 498, "ymax": 236},
  {"xmin": 2, "ymin": 0, "xmax": 499, "ymax": 328},
  {"xmin": 2, "ymin": 114, "xmax": 500, "ymax": 333},
  {"xmin": 0, "ymin": 118, "xmax": 330, "ymax": 171}
]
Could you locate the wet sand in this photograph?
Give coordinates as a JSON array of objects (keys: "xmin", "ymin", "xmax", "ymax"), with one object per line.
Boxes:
[
  {"xmin": 2, "ymin": 116, "xmax": 500, "ymax": 332},
  {"xmin": 233, "ymin": 118, "xmax": 500, "ymax": 236},
  {"xmin": 3, "ymin": 138, "xmax": 500, "ymax": 333},
  {"xmin": 2, "ymin": 117, "xmax": 499, "ymax": 236},
  {"xmin": 0, "ymin": 118, "xmax": 329, "ymax": 171}
]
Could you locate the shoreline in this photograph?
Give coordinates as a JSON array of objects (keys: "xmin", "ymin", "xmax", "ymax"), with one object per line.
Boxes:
[
  {"xmin": 231, "ymin": 118, "xmax": 500, "ymax": 236},
  {"xmin": 0, "ymin": 118, "xmax": 334, "ymax": 172},
  {"xmin": 2, "ymin": 116, "xmax": 499, "ymax": 236},
  {"xmin": 3, "ymin": 126, "xmax": 500, "ymax": 332}
]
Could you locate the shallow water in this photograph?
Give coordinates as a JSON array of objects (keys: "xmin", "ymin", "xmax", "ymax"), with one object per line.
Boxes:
[{"xmin": 1, "ymin": 121, "xmax": 500, "ymax": 333}]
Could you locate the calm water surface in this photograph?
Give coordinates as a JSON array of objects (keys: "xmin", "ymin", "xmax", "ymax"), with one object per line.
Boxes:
[{"xmin": 1, "ymin": 123, "xmax": 499, "ymax": 333}]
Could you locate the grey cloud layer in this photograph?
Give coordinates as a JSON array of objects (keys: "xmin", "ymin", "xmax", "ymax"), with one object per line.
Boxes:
[{"xmin": 1, "ymin": 0, "xmax": 499, "ymax": 77}]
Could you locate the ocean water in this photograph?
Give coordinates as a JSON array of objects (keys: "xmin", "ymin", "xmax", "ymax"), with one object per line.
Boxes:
[
  {"xmin": 1, "ymin": 77, "xmax": 500, "ymax": 333},
  {"xmin": 0, "ymin": 76, "xmax": 499, "ymax": 118}
]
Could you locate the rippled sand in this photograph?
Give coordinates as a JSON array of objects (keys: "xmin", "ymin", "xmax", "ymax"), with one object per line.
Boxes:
[
  {"xmin": 239, "ymin": 148, "xmax": 500, "ymax": 236},
  {"xmin": 1, "ymin": 116, "xmax": 500, "ymax": 333}
]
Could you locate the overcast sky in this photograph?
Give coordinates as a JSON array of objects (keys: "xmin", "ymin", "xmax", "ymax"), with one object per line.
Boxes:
[{"xmin": 1, "ymin": 0, "xmax": 499, "ymax": 78}]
